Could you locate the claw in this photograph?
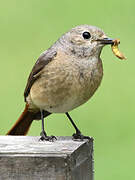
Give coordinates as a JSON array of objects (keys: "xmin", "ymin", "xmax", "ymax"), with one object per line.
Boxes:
[
  {"xmin": 39, "ymin": 131, "xmax": 57, "ymax": 142},
  {"xmin": 72, "ymin": 132, "xmax": 91, "ymax": 141}
]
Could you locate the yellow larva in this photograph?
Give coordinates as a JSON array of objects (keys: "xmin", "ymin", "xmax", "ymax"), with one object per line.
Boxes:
[{"xmin": 111, "ymin": 39, "xmax": 126, "ymax": 60}]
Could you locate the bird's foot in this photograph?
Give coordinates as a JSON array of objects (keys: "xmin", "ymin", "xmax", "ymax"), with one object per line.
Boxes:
[
  {"xmin": 39, "ymin": 131, "xmax": 57, "ymax": 142},
  {"xmin": 72, "ymin": 132, "xmax": 91, "ymax": 141}
]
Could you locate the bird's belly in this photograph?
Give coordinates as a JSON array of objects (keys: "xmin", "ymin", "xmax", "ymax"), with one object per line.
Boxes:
[{"xmin": 29, "ymin": 59, "xmax": 103, "ymax": 113}]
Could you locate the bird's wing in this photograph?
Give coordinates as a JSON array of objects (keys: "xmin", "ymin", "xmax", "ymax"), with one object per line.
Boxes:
[{"xmin": 24, "ymin": 50, "xmax": 57, "ymax": 101}]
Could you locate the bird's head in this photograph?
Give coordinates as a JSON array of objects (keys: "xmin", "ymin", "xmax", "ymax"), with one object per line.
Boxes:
[{"xmin": 58, "ymin": 25, "xmax": 113, "ymax": 59}]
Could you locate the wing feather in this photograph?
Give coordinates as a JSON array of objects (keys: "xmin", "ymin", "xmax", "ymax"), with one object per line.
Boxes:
[{"xmin": 24, "ymin": 50, "xmax": 57, "ymax": 101}]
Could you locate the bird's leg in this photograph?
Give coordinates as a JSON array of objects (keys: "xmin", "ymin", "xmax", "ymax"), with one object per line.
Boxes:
[
  {"xmin": 39, "ymin": 110, "xmax": 57, "ymax": 142},
  {"xmin": 65, "ymin": 112, "xmax": 90, "ymax": 141}
]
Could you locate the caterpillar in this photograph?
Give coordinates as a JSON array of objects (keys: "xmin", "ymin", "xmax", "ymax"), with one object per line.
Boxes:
[{"xmin": 111, "ymin": 39, "xmax": 126, "ymax": 60}]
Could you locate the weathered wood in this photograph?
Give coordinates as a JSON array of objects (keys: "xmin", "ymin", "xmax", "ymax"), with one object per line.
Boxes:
[{"xmin": 0, "ymin": 136, "xmax": 94, "ymax": 180}]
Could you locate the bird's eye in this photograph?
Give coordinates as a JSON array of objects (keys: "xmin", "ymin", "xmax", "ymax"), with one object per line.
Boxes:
[{"xmin": 82, "ymin": 31, "xmax": 91, "ymax": 39}]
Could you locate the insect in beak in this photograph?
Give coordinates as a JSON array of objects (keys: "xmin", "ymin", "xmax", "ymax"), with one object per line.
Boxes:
[{"xmin": 111, "ymin": 39, "xmax": 126, "ymax": 60}]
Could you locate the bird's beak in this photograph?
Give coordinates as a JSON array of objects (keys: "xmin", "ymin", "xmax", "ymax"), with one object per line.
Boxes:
[{"xmin": 97, "ymin": 37, "xmax": 114, "ymax": 45}]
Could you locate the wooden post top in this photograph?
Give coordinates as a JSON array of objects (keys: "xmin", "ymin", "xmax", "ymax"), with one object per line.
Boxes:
[{"xmin": 0, "ymin": 136, "xmax": 93, "ymax": 156}]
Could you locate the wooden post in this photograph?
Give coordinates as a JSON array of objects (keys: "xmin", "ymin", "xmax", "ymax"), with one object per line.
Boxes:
[{"xmin": 0, "ymin": 136, "xmax": 94, "ymax": 180}]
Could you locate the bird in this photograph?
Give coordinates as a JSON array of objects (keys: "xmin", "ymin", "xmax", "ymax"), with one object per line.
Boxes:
[{"xmin": 6, "ymin": 25, "xmax": 114, "ymax": 141}]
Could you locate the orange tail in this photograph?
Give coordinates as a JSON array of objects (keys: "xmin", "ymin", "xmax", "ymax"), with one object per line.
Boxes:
[{"xmin": 6, "ymin": 104, "xmax": 51, "ymax": 135}]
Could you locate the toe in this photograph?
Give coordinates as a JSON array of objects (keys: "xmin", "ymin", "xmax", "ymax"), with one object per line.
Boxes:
[
  {"xmin": 72, "ymin": 133, "xmax": 91, "ymax": 141},
  {"xmin": 39, "ymin": 135, "xmax": 57, "ymax": 142}
]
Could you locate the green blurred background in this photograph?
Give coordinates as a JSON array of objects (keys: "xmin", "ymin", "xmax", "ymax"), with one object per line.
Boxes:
[{"xmin": 0, "ymin": 0, "xmax": 134, "ymax": 179}]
